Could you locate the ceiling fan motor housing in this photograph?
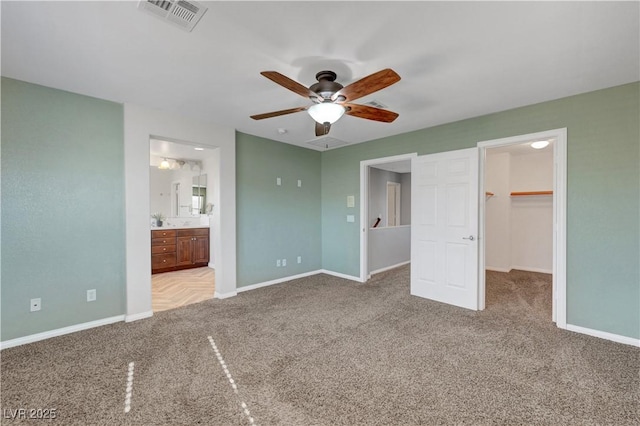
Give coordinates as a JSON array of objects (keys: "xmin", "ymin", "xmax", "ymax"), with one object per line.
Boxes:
[{"xmin": 310, "ymin": 70, "xmax": 344, "ymax": 101}]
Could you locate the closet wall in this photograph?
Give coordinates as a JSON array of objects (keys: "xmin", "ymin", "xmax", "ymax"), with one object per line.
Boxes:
[{"xmin": 486, "ymin": 147, "xmax": 553, "ymax": 274}]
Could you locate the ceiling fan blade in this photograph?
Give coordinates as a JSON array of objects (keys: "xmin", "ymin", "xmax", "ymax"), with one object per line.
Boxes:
[
  {"xmin": 331, "ymin": 68, "xmax": 400, "ymax": 102},
  {"xmin": 315, "ymin": 121, "xmax": 331, "ymax": 137},
  {"xmin": 260, "ymin": 71, "xmax": 323, "ymax": 101},
  {"xmin": 344, "ymin": 103, "xmax": 399, "ymax": 123},
  {"xmin": 250, "ymin": 106, "xmax": 307, "ymax": 120}
]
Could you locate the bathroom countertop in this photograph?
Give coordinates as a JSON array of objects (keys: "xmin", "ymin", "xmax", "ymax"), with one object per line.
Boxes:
[{"xmin": 151, "ymin": 224, "xmax": 209, "ymax": 230}]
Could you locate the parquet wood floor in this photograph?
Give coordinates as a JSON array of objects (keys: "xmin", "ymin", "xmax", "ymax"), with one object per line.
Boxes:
[{"xmin": 152, "ymin": 267, "xmax": 215, "ymax": 312}]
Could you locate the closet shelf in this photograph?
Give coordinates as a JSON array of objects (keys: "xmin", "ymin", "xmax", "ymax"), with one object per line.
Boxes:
[{"xmin": 510, "ymin": 191, "xmax": 553, "ymax": 197}]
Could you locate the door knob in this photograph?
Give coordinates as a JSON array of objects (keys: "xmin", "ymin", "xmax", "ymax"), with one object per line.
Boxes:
[{"xmin": 463, "ymin": 235, "xmax": 475, "ymax": 241}]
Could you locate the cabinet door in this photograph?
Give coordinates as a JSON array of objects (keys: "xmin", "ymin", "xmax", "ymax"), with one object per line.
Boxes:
[
  {"xmin": 176, "ymin": 236, "xmax": 193, "ymax": 266},
  {"xmin": 192, "ymin": 236, "xmax": 209, "ymax": 264}
]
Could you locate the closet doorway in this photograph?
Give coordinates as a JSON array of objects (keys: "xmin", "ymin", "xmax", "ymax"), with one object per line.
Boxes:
[{"xmin": 478, "ymin": 129, "xmax": 567, "ymax": 326}]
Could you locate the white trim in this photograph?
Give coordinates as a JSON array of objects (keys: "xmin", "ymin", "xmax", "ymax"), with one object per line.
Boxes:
[
  {"xmin": 236, "ymin": 270, "xmax": 323, "ymax": 293},
  {"xmin": 566, "ymin": 324, "xmax": 640, "ymax": 347},
  {"xmin": 320, "ymin": 269, "xmax": 363, "ymax": 282},
  {"xmin": 485, "ymin": 267, "xmax": 511, "ymax": 273},
  {"xmin": 369, "ymin": 261, "xmax": 410, "ymax": 276},
  {"xmin": 360, "ymin": 153, "xmax": 418, "ymax": 282},
  {"xmin": 510, "ymin": 266, "xmax": 553, "ymax": 275},
  {"xmin": 478, "ymin": 128, "xmax": 567, "ymax": 328},
  {"xmin": 214, "ymin": 290, "xmax": 238, "ymax": 299},
  {"xmin": 486, "ymin": 266, "xmax": 552, "ymax": 274},
  {"xmin": 0, "ymin": 315, "xmax": 126, "ymax": 350},
  {"xmin": 125, "ymin": 310, "xmax": 153, "ymax": 322}
]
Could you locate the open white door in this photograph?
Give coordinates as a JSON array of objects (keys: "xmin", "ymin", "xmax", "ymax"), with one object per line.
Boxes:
[{"xmin": 411, "ymin": 148, "xmax": 479, "ymax": 310}]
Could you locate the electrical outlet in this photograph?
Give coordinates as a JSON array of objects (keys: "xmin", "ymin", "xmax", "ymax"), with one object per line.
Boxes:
[
  {"xmin": 276, "ymin": 177, "xmax": 282, "ymax": 186},
  {"xmin": 297, "ymin": 256, "xmax": 302, "ymax": 264},
  {"xmin": 87, "ymin": 289, "xmax": 97, "ymax": 302},
  {"xmin": 297, "ymin": 179, "xmax": 302, "ymax": 187},
  {"xmin": 30, "ymin": 298, "xmax": 41, "ymax": 312},
  {"xmin": 282, "ymin": 259, "xmax": 287, "ymax": 267},
  {"xmin": 276, "ymin": 259, "xmax": 281, "ymax": 267}
]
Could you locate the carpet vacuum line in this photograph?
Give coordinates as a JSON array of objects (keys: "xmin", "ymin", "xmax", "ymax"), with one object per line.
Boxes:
[
  {"xmin": 207, "ymin": 336, "xmax": 257, "ymax": 425},
  {"xmin": 123, "ymin": 361, "xmax": 135, "ymax": 413}
]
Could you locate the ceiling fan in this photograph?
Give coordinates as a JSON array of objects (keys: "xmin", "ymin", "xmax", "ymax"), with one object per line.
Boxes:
[{"xmin": 250, "ymin": 68, "xmax": 401, "ymax": 137}]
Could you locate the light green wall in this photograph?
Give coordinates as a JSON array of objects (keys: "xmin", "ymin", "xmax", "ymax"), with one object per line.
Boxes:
[
  {"xmin": 1, "ymin": 78, "xmax": 125, "ymax": 341},
  {"xmin": 2, "ymin": 77, "xmax": 637, "ymax": 342},
  {"xmin": 236, "ymin": 132, "xmax": 321, "ymax": 287},
  {"xmin": 321, "ymin": 82, "xmax": 640, "ymax": 339}
]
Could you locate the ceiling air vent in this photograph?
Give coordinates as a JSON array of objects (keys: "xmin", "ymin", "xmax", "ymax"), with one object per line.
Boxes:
[
  {"xmin": 307, "ymin": 137, "xmax": 348, "ymax": 150},
  {"xmin": 363, "ymin": 99, "xmax": 388, "ymax": 109},
  {"xmin": 138, "ymin": 0, "xmax": 208, "ymax": 32}
]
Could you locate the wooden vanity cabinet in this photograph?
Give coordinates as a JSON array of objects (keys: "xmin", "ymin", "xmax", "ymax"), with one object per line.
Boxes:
[
  {"xmin": 176, "ymin": 228, "xmax": 210, "ymax": 267},
  {"xmin": 151, "ymin": 228, "xmax": 209, "ymax": 274},
  {"xmin": 151, "ymin": 229, "xmax": 177, "ymax": 273}
]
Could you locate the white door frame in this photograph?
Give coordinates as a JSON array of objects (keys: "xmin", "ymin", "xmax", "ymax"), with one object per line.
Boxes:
[
  {"xmin": 477, "ymin": 128, "xmax": 567, "ymax": 329},
  {"xmin": 359, "ymin": 153, "xmax": 417, "ymax": 282},
  {"xmin": 386, "ymin": 181, "xmax": 401, "ymax": 227}
]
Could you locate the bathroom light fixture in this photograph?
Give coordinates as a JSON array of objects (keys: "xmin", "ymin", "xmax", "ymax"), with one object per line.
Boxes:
[
  {"xmin": 530, "ymin": 140, "xmax": 549, "ymax": 149},
  {"xmin": 308, "ymin": 102, "xmax": 346, "ymax": 124},
  {"xmin": 159, "ymin": 158, "xmax": 171, "ymax": 169}
]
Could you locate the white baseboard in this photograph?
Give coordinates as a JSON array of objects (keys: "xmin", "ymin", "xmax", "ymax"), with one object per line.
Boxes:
[
  {"xmin": 235, "ymin": 268, "xmax": 366, "ymax": 295},
  {"xmin": 237, "ymin": 270, "xmax": 323, "ymax": 293},
  {"xmin": 370, "ymin": 261, "xmax": 410, "ymax": 276},
  {"xmin": 0, "ymin": 315, "xmax": 126, "ymax": 350},
  {"xmin": 214, "ymin": 290, "xmax": 238, "ymax": 299},
  {"xmin": 566, "ymin": 324, "xmax": 640, "ymax": 347},
  {"xmin": 510, "ymin": 265, "xmax": 553, "ymax": 274},
  {"xmin": 319, "ymin": 269, "xmax": 364, "ymax": 282},
  {"xmin": 125, "ymin": 310, "xmax": 153, "ymax": 322},
  {"xmin": 485, "ymin": 266, "xmax": 511, "ymax": 273},
  {"xmin": 208, "ymin": 262, "xmax": 215, "ymax": 269}
]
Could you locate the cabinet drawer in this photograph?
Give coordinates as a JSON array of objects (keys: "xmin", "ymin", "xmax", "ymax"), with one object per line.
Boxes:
[
  {"xmin": 152, "ymin": 237, "xmax": 176, "ymax": 246},
  {"xmin": 151, "ymin": 229, "xmax": 177, "ymax": 238},
  {"xmin": 152, "ymin": 253, "xmax": 176, "ymax": 269},
  {"xmin": 177, "ymin": 228, "xmax": 209, "ymax": 237},
  {"xmin": 152, "ymin": 244, "xmax": 176, "ymax": 254}
]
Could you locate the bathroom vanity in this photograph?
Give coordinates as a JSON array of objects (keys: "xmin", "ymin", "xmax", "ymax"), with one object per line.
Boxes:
[{"xmin": 151, "ymin": 227, "xmax": 209, "ymax": 274}]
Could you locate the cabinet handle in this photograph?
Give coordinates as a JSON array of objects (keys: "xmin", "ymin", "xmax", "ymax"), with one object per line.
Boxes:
[
  {"xmin": 163, "ymin": 260, "xmax": 167, "ymax": 263},
  {"xmin": 163, "ymin": 248, "xmax": 166, "ymax": 251}
]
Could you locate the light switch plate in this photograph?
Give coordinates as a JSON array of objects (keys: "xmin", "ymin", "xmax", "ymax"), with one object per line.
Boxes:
[
  {"xmin": 347, "ymin": 215, "xmax": 355, "ymax": 223},
  {"xmin": 347, "ymin": 195, "xmax": 355, "ymax": 208}
]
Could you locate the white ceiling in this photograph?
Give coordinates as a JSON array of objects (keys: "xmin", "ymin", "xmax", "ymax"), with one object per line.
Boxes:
[{"xmin": 2, "ymin": 1, "xmax": 638, "ymax": 152}]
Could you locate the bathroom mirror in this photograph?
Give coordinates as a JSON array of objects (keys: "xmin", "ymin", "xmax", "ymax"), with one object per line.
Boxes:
[{"xmin": 149, "ymin": 138, "xmax": 214, "ymax": 218}]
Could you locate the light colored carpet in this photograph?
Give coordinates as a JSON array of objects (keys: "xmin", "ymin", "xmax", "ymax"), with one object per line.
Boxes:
[{"xmin": 1, "ymin": 266, "xmax": 638, "ymax": 425}]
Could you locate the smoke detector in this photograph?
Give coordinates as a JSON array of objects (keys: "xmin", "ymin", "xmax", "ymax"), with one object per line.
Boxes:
[
  {"xmin": 307, "ymin": 137, "xmax": 348, "ymax": 150},
  {"xmin": 138, "ymin": 0, "xmax": 208, "ymax": 32}
]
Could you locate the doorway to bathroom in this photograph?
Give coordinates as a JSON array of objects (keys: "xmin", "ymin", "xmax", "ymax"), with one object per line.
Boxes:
[{"xmin": 149, "ymin": 137, "xmax": 217, "ymax": 312}]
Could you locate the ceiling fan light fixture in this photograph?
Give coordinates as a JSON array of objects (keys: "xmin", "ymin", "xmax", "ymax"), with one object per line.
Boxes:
[{"xmin": 308, "ymin": 102, "xmax": 346, "ymax": 124}]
